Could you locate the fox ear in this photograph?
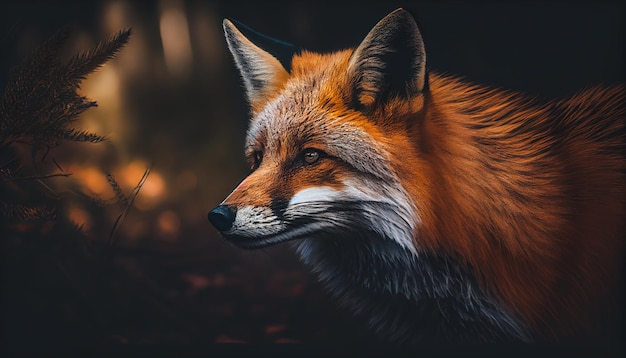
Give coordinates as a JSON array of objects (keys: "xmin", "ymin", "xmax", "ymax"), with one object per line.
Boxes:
[
  {"xmin": 223, "ymin": 19, "xmax": 299, "ymax": 111},
  {"xmin": 348, "ymin": 8, "xmax": 426, "ymax": 109}
]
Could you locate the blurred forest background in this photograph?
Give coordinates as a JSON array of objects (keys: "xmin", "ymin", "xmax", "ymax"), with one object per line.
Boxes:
[{"xmin": 0, "ymin": 0, "xmax": 624, "ymax": 353}]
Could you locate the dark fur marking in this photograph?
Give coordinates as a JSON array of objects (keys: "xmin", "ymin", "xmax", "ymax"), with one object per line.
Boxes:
[
  {"xmin": 292, "ymin": 201, "xmax": 531, "ymax": 344},
  {"xmin": 269, "ymin": 198, "xmax": 288, "ymax": 218},
  {"xmin": 228, "ymin": 18, "xmax": 301, "ymax": 72},
  {"xmin": 296, "ymin": 229, "xmax": 531, "ymax": 344}
]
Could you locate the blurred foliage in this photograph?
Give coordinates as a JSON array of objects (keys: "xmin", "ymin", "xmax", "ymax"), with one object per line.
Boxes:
[
  {"xmin": 0, "ymin": 27, "xmax": 147, "ymax": 350},
  {"xmin": 0, "ymin": 27, "xmax": 131, "ymax": 222}
]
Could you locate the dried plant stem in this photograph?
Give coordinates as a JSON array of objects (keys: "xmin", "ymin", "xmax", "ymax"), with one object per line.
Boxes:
[{"xmin": 107, "ymin": 166, "xmax": 151, "ymax": 247}]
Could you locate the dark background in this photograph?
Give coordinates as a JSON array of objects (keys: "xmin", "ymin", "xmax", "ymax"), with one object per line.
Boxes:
[{"xmin": 0, "ymin": 0, "xmax": 624, "ymax": 353}]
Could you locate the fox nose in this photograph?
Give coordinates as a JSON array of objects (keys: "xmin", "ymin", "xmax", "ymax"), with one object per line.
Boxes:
[{"xmin": 208, "ymin": 205, "xmax": 237, "ymax": 232}]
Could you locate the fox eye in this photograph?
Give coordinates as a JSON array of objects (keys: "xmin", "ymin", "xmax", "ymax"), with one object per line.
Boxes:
[
  {"xmin": 303, "ymin": 148, "xmax": 322, "ymax": 165},
  {"xmin": 252, "ymin": 150, "xmax": 263, "ymax": 169}
]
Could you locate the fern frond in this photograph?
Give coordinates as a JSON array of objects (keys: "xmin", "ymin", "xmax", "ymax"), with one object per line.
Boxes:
[
  {"xmin": 64, "ymin": 29, "xmax": 132, "ymax": 85},
  {"xmin": 62, "ymin": 129, "xmax": 108, "ymax": 143}
]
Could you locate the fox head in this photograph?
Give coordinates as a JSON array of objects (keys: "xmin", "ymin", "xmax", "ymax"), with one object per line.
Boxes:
[{"xmin": 209, "ymin": 8, "xmax": 428, "ymax": 255}]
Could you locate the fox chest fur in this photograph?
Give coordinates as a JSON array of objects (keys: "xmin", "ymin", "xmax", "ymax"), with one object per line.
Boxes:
[{"xmin": 208, "ymin": 8, "xmax": 626, "ymax": 345}]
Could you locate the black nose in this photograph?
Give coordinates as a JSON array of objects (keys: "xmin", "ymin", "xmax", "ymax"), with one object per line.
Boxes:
[{"xmin": 208, "ymin": 205, "xmax": 237, "ymax": 231}]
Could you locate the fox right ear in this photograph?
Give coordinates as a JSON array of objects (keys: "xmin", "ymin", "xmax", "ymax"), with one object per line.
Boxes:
[
  {"xmin": 348, "ymin": 8, "xmax": 426, "ymax": 110},
  {"xmin": 223, "ymin": 19, "xmax": 297, "ymax": 112}
]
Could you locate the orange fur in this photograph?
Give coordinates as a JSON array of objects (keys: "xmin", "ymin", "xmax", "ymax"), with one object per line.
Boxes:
[{"xmin": 413, "ymin": 79, "xmax": 625, "ymax": 339}]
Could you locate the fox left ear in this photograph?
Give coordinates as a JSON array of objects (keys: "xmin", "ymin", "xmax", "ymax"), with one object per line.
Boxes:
[
  {"xmin": 223, "ymin": 19, "xmax": 300, "ymax": 112},
  {"xmin": 348, "ymin": 8, "xmax": 426, "ymax": 109}
]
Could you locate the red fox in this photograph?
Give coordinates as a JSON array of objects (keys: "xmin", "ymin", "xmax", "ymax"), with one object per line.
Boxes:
[{"xmin": 208, "ymin": 8, "xmax": 625, "ymax": 344}]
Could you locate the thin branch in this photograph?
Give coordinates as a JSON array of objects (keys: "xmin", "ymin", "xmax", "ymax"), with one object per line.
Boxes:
[
  {"xmin": 131, "ymin": 166, "xmax": 151, "ymax": 198},
  {"xmin": 52, "ymin": 158, "xmax": 64, "ymax": 172},
  {"xmin": 1, "ymin": 172, "xmax": 71, "ymax": 182}
]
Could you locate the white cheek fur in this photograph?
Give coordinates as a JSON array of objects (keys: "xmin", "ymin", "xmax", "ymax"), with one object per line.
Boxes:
[
  {"xmin": 287, "ymin": 180, "xmax": 420, "ymax": 255},
  {"xmin": 288, "ymin": 186, "xmax": 342, "ymax": 206},
  {"xmin": 343, "ymin": 180, "xmax": 419, "ymax": 255}
]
